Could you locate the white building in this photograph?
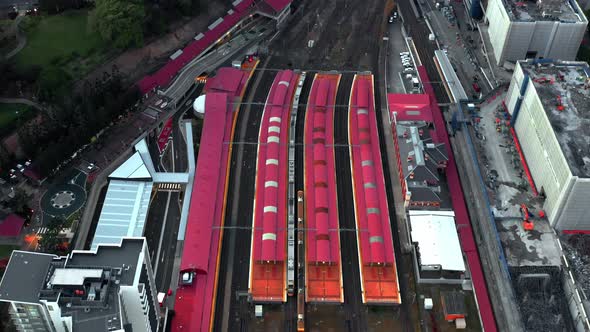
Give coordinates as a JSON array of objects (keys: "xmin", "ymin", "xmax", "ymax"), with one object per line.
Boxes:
[
  {"xmin": 0, "ymin": 238, "xmax": 160, "ymax": 332},
  {"xmin": 505, "ymin": 59, "xmax": 590, "ymax": 230},
  {"xmin": 485, "ymin": 0, "xmax": 587, "ymax": 66},
  {"xmin": 408, "ymin": 210, "xmax": 466, "ymax": 284},
  {"xmin": 91, "ymin": 131, "xmax": 196, "ymax": 251}
]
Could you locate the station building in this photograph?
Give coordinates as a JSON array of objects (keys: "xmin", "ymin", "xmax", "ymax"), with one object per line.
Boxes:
[
  {"xmin": 505, "ymin": 59, "xmax": 590, "ymax": 230},
  {"xmin": 408, "ymin": 211, "xmax": 467, "ymax": 284},
  {"xmin": 0, "ymin": 238, "xmax": 160, "ymax": 332},
  {"xmin": 485, "ymin": 0, "xmax": 587, "ymax": 66},
  {"xmin": 388, "ymin": 94, "xmax": 450, "ymax": 208}
]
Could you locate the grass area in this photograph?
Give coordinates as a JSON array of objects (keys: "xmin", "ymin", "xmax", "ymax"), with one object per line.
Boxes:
[
  {"xmin": 16, "ymin": 10, "xmax": 109, "ymax": 77},
  {"xmin": 0, "ymin": 245, "xmax": 19, "ymax": 259},
  {"xmin": 0, "ymin": 103, "xmax": 36, "ymax": 135}
]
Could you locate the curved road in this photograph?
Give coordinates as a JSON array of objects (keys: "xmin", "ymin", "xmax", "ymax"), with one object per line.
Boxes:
[
  {"xmin": 0, "ymin": 97, "xmax": 46, "ymax": 112},
  {"xmin": 4, "ymin": 15, "xmax": 26, "ymax": 60}
]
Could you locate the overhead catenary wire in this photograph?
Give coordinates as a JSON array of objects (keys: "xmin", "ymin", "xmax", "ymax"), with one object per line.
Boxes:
[{"xmin": 212, "ymin": 225, "xmax": 369, "ymax": 232}]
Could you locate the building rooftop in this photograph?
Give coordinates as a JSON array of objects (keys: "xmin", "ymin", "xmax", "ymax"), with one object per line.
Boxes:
[
  {"xmin": 521, "ymin": 60, "xmax": 590, "ymax": 178},
  {"xmin": 0, "ymin": 213, "xmax": 24, "ymax": 237},
  {"xmin": 409, "ymin": 210, "xmax": 466, "ymax": 272},
  {"xmin": 396, "ymin": 120, "xmax": 450, "ymax": 206},
  {"xmin": 0, "ymin": 251, "xmax": 58, "ymax": 303},
  {"xmin": 0, "ymin": 238, "xmax": 146, "ymax": 332},
  {"xmin": 497, "ymin": 218, "xmax": 562, "ymax": 267},
  {"xmin": 50, "ymin": 268, "xmax": 103, "ymax": 286},
  {"xmin": 91, "ymin": 180, "xmax": 153, "ymax": 251},
  {"xmin": 503, "ymin": 0, "xmax": 583, "ymax": 22},
  {"xmin": 69, "ymin": 238, "xmax": 144, "ymax": 286}
]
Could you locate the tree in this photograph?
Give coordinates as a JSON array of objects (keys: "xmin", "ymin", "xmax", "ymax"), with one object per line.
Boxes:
[
  {"xmin": 91, "ymin": 0, "xmax": 145, "ymax": 49},
  {"xmin": 8, "ymin": 188, "xmax": 31, "ymax": 216},
  {"xmin": 38, "ymin": 66, "xmax": 71, "ymax": 102},
  {"xmin": 39, "ymin": 217, "xmax": 68, "ymax": 255},
  {"xmin": 39, "ymin": 0, "xmax": 85, "ymax": 14}
]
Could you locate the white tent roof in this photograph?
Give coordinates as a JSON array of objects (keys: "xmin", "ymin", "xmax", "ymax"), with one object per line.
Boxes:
[
  {"xmin": 409, "ymin": 210, "xmax": 466, "ymax": 272},
  {"xmin": 91, "ymin": 180, "xmax": 153, "ymax": 250},
  {"xmin": 109, "ymin": 152, "xmax": 152, "ymax": 180},
  {"xmin": 193, "ymin": 95, "xmax": 206, "ymax": 115}
]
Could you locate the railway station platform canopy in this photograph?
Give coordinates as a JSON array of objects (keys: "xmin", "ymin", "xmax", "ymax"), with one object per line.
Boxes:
[
  {"xmin": 91, "ymin": 138, "xmax": 193, "ymax": 250},
  {"xmin": 387, "ymin": 93, "xmax": 433, "ymax": 123},
  {"xmin": 173, "ymin": 92, "xmax": 234, "ymax": 332},
  {"xmin": 204, "ymin": 67, "xmax": 250, "ymax": 99}
]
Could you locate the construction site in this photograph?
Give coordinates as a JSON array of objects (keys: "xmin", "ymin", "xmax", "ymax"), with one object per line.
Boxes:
[{"xmin": 463, "ymin": 59, "xmax": 590, "ymax": 330}]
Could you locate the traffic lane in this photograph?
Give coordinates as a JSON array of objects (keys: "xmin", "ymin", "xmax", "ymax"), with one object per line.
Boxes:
[
  {"xmin": 155, "ymin": 192, "xmax": 181, "ymax": 291},
  {"xmin": 82, "ymin": 184, "xmax": 108, "ymax": 250},
  {"xmin": 171, "ymin": 85, "xmax": 202, "ymax": 173},
  {"xmin": 143, "ymin": 191, "xmax": 167, "ymax": 264}
]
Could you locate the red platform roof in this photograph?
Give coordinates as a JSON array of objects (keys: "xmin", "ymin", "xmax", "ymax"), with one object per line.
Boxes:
[
  {"xmin": 417, "ymin": 66, "xmax": 497, "ymax": 332},
  {"xmin": 304, "ymin": 73, "xmax": 343, "ymax": 303},
  {"xmin": 387, "ymin": 93, "xmax": 433, "ymax": 123},
  {"xmin": 204, "ymin": 67, "xmax": 248, "ymax": 96},
  {"xmin": 305, "ymin": 74, "xmax": 341, "ymax": 264},
  {"xmin": 252, "ymin": 70, "xmax": 296, "ymax": 263},
  {"xmin": 173, "ymin": 92, "xmax": 231, "ymax": 332},
  {"xmin": 250, "ymin": 70, "xmax": 297, "ymax": 302},
  {"xmin": 350, "ymin": 74, "xmax": 401, "ymax": 304},
  {"xmin": 180, "ymin": 92, "xmax": 228, "ymax": 274},
  {"xmin": 0, "ymin": 214, "xmax": 24, "ymax": 237}
]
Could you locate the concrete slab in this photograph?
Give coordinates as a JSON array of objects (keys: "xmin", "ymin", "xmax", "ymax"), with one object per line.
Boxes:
[{"xmin": 498, "ymin": 218, "xmax": 562, "ymax": 267}]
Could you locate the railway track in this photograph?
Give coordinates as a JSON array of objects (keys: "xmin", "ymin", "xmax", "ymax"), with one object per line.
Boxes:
[
  {"xmin": 334, "ymin": 73, "xmax": 367, "ymax": 331},
  {"xmin": 213, "ymin": 67, "xmax": 275, "ymax": 332}
]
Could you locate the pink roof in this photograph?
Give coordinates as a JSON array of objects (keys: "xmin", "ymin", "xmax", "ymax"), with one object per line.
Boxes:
[
  {"xmin": 204, "ymin": 67, "xmax": 247, "ymax": 95},
  {"xmin": 387, "ymin": 93, "xmax": 433, "ymax": 123},
  {"xmin": 173, "ymin": 92, "xmax": 233, "ymax": 332},
  {"xmin": 137, "ymin": 0, "xmax": 256, "ymax": 93},
  {"xmin": 180, "ymin": 93, "xmax": 228, "ymax": 274},
  {"xmin": 350, "ymin": 75, "xmax": 396, "ymax": 265},
  {"xmin": 0, "ymin": 214, "xmax": 24, "ymax": 237},
  {"xmin": 417, "ymin": 66, "xmax": 497, "ymax": 332},
  {"xmin": 304, "ymin": 74, "xmax": 341, "ymax": 264},
  {"xmin": 253, "ymin": 70, "xmax": 297, "ymax": 262},
  {"xmin": 264, "ymin": 0, "xmax": 291, "ymax": 11}
]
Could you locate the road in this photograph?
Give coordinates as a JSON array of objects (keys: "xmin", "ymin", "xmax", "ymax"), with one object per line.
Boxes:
[
  {"xmin": 149, "ymin": 86, "xmax": 201, "ymax": 292},
  {"xmin": 396, "ymin": 0, "xmax": 449, "ymax": 103},
  {"xmin": 3, "ymin": 15, "xmax": 26, "ymax": 60},
  {"xmin": 163, "ymin": 22, "xmax": 274, "ymax": 103},
  {"xmin": 0, "ymin": 97, "xmax": 46, "ymax": 112},
  {"xmin": 386, "ymin": 21, "xmax": 410, "ymax": 94}
]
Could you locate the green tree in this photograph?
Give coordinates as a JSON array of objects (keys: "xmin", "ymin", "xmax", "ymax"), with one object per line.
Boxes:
[
  {"xmin": 91, "ymin": 0, "xmax": 145, "ymax": 49},
  {"xmin": 39, "ymin": 217, "xmax": 68, "ymax": 255},
  {"xmin": 8, "ymin": 188, "xmax": 31, "ymax": 216},
  {"xmin": 38, "ymin": 66, "xmax": 71, "ymax": 102}
]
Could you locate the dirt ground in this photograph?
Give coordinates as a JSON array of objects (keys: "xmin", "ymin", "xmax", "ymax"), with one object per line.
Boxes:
[
  {"xmin": 561, "ymin": 234, "xmax": 590, "ymax": 297},
  {"xmin": 80, "ymin": 0, "xmax": 229, "ymax": 87},
  {"xmin": 268, "ymin": 0, "xmax": 389, "ymax": 71}
]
